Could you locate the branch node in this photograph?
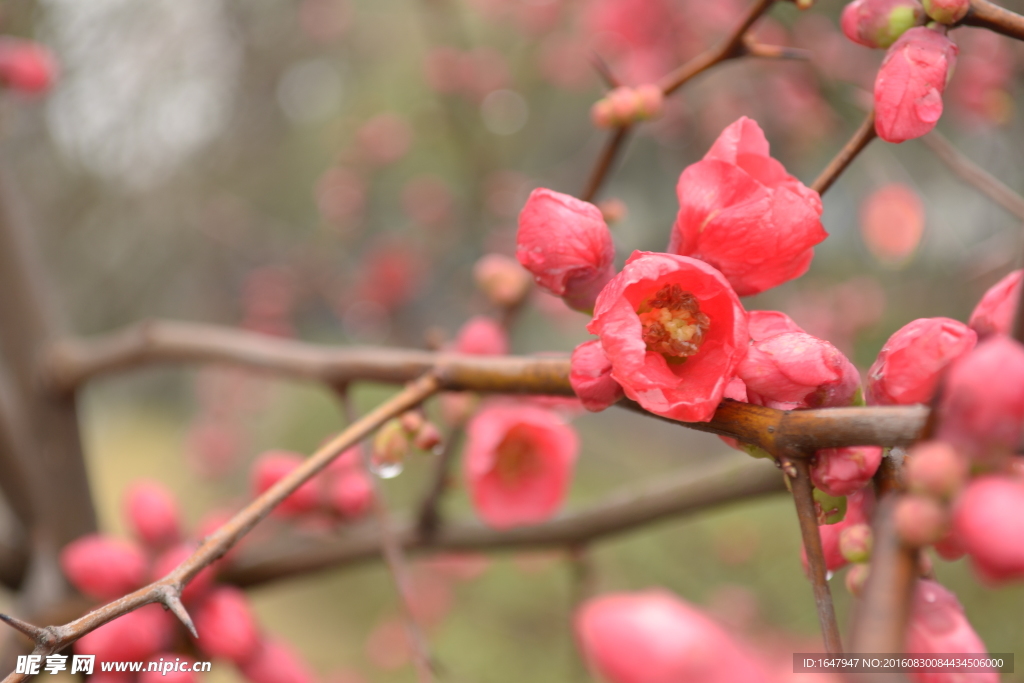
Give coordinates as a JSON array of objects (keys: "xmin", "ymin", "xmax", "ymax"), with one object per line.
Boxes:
[
  {"xmin": 0, "ymin": 613, "xmax": 52, "ymax": 646},
  {"xmin": 159, "ymin": 587, "xmax": 198, "ymax": 638}
]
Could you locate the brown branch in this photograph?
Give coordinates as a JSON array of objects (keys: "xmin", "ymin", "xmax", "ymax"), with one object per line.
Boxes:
[
  {"xmin": 581, "ymin": 125, "xmax": 632, "ymax": 202},
  {"xmin": 812, "ymin": 109, "xmax": 877, "ymax": 196},
  {"xmin": 921, "ymin": 131, "xmax": 1024, "ymax": 222},
  {"xmin": 220, "ymin": 456, "xmax": 786, "ymax": 587},
  {"xmin": 0, "ymin": 375, "xmax": 441, "ymax": 683},
  {"xmin": 960, "ymin": 0, "xmax": 1024, "ymax": 41},
  {"xmin": 590, "ymin": 53, "xmax": 620, "ymax": 90},
  {"xmin": 783, "ymin": 455, "xmax": 843, "ymax": 654}
]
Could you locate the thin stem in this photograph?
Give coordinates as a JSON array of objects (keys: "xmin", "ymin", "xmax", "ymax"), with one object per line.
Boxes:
[
  {"xmin": 416, "ymin": 424, "xmax": 465, "ymax": 541},
  {"xmin": 811, "ymin": 109, "xmax": 877, "ymax": 196},
  {"xmin": 784, "ymin": 456, "xmax": 843, "ymax": 655},
  {"xmin": 961, "ymin": 0, "xmax": 1024, "ymax": 41},
  {"xmin": 580, "ymin": 125, "xmax": 632, "ymax": 202},
  {"xmin": 922, "ymin": 131, "xmax": 1024, "ymax": 222}
]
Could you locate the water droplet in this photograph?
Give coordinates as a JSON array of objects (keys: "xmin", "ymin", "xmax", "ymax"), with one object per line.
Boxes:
[
  {"xmin": 370, "ymin": 459, "xmax": 404, "ymax": 479},
  {"xmin": 826, "ymin": 570, "xmax": 835, "ymax": 581}
]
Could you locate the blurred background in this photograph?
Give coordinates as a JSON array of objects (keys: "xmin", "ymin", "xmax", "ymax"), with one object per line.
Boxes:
[{"xmin": 1, "ymin": 0, "xmax": 1024, "ymax": 680}]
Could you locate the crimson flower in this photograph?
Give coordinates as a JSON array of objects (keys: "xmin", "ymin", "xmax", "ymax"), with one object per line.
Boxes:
[
  {"xmin": 587, "ymin": 252, "xmax": 748, "ymax": 422},
  {"xmin": 516, "ymin": 188, "xmax": 615, "ymax": 312},
  {"xmin": 953, "ymin": 476, "xmax": 1024, "ymax": 584},
  {"xmin": 669, "ymin": 117, "xmax": 826, "ymax": 297},
  {"xmin": 464, "ymin": 404, "xmax": 578, "ymax": 529},
  {"xmin": 874, "ymin": 26, "xmax": 958, "ymax": 143}
]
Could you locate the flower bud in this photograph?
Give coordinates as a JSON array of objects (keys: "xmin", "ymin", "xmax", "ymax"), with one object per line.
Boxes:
[
  {"xmin": 251, "ymin": 451, "xmax": 320, "ymax": 517},
  {"xmin": 923, "ymin": 0, "xmax": 969, "ymax": 23},
  {"xmin": 193, "ymin": 587, "xmax": 261, "ymax": 663},
  {"xmin": 934, "ymin": 528, "xmax": 966, "ymax": 561},
  {"xmin": 454, "ymin": 315, "xmax": 509, "ymax": 356},
  {"xmin": 905, "ymin": 441, "xmax": 968, "ymax": 500},
  {"xmin": 814, "ymin": 488, "xmax": 848, "ymax": 525},
  {"xmin": 125, "ymin": 480, "xmax": 181, "ymax": 549},
  {"xmin": 812, "ymin": 446, "xmax": 883, "ymax": 497},
  {"xmin": 607, "ymin": 87, "xmax": 637, "ymax": 122},
  {"xmin": 969, "ymin": 269, "xmax": 1022, "ymax": 338},
  {"xmin": 590, "ymin": 98, "xmax": 616, "ymax": 129},
  {"xmin": 0, "ymin": 38, "xmax": 56, "ymax": 94},
  {"xmin": 841, "ymin": 0, "xmax": 927, "ymax": 49},
  {"xmin": 373, "ymin": 419, "xmax": 410, "ymax": 471},
  {"xmin": 894, "ymin": 494, "xmax": 949, "ymax": 546},
  {"xmin": 906, "ymin": 580, "xmax": 996, "ymax": 670},
  {"xmin": 399, "ymin": 410, "xmax": 425, "ymax": 435},
  {"xmin": 413, "ymin": 421, "xmax": 443, "ymax": 452},
  {"xmin": 60, "ymin": 534, "xmax": 147, "ymax": 601},
  {"xmin": 597, "ymin": 198, "xmax": 627, "ymax": 225},
  {"xmin": 839, "ymin": 523, "xmax": 874, "ymax": 563},
  {"xmin": 473, "ymin": 253, "xmax": 532, "ymax": 309},
  {"xmin": 953, "ymin": 475, "xmax": 1024, "ymax": 583},
  {"xmin": 845, "ymin": 563, "xmax": 870, "ymax": 597},
  {"xmin": 633, "ymin": 84, "xmax": 664, "ymax": 120},
  {"xmin": 569, "ymin": 340, "xmax": 624, "ymax": 412},
  {"xmin": 328, "ymin": 470, "xmax": 374, "ymax": 519}
]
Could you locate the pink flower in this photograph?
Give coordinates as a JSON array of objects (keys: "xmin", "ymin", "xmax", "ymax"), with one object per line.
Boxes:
[
  {"xmin": 516, "ymin": 188, "xmax": 615, "ymax": 312},
  {"xmin": 570, "ymin": 340, "xmax": 624, "ymax": 412},
  {"xmin": 60, "ymin": 534, "xmax": 147, "ymax": 601},
  {"xmin": 453, "ymin": 316, "xmax": 508, "ymax": 355},
  {"xmin": 874, "ymin": 26, "xmax": 958, "ymax": 143},
  {"xmin": 668, "ymin": 117, "xmax": 826, "ymax": 297},
  {"xmin": 251, "ymin": 451, "xmax": 321, "ymax": 517},
  {"xmin": 860, "ymin": 184, "xmax": 926, "ymax": 264},
  {"xmin": 588, "ymin": 252, "xmax": 748, "ymax": 422},
  {"xmin": 969, "ymin": 269, "xmax": 1022, "ymax": 338},
  {"xmin": 905, "ymin": 580, "xmax": 998, "ymax": 682},
  {"xmin": 125, "ymin": 480, "xmax": 181, "ymax": 549},
  {"xmin": 749, "ymin": 310, "xmax": 805, "ymax": 341},
  {"xmin": 937, "ymin": 336, "xmax": 1024, "ymax": 463},
  {"xmin": 894, "ymin": 494, "xmax": 949, "ymax": 546},
  {"xmin": 953, "ymin": 476, "xmax": 1024, "ymax": 583},
  {"xmin": 193, "ymin": 587, "xmax": 261, "ymax": 664},
  {"xmin": 151, "ymin": 544, "xmax": 217, "ymax": 603},
  {"xmin": 905, "ymin": 441, "xmax": 968, "ymax": 500},
  {"xmin": 575, "ymin": 590, "xmax": 770, "ymax": 683},
  {"xmin": 327, "ymin": 470, "xmax": 374, "ymax": 519},
  {"xmin": 811, "ymin": 446, "xmax": 883, "ymax": 497},
  {"xmin": 841, "ymin": 0, "xmax": 926, "ymax": 49},
  {"xmin": 0, "ymin": 38, "xmax": 56, "ymax": 93},
  {"xmin": 473, "ymin": 253, "xmax": 532, "ymax": 308},
  {"xmin": 464, "ymin": 404, "xmax": 578, "ymax": 529},
  {"xmin": 737, "ymin": 332, "xmax": 860, "ymax": 410},
  {"xmin": 239, "ymin": 639, "xmax": 318, "ymax": 683},
  {"xmin": 75, "ymin": 605, "xmax": 174, "ymax": 661},
  {"xmin": 867, "ymin": 317, "xmax": 977, "ymax": 406}
]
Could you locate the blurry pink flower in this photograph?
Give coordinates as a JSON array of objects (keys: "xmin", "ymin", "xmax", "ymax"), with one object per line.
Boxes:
[
  {"xmin": 140, "ymin": 655, "xmax": 199, "ymax": 683},
  {"xmin": 669, "ymin": 117, "xmax": 827, "ymax": 296},
  {"xmin": 812, "ymin": 446, "xmax": 883, "ymax": 497},
  {"xmin": 186, "ymin": 420, "xmax": 243, "ymax": 477},
  {"xmin": 60, "ymin": 534, "xmax": 147, "ymax": 601},
  {"xmin": 516, "ymin": 188, "xmax": 615, "ymax": 313},
  {"xmin": 867, "ymin": 317, "xmax": 977, "ymax": 406},
  {"xmin": 125, "ymin": 480, "xmax": 181, "ymax": 549},
  {"xmin": 969, "ymin": 269, "xmax": 1021, "ymax": 338},
  {"xmin": 193, "ymin": 587, "xmax": 261, "ymax": 664},
  {"xmin": 243, "ymin": 267, "xmax": 297, "ymax": 321},
  {"xmin": 0, "ymin": 38, "xmax": 56, "ymax": 93},
  {"xmin": 401, "ymin": 175, "xmax": 454, "ymax": 229},
  {"xmin": 352, "ymin": 241, "xmax": 426, "ymax": 311},
  {"xmin": 583, "ymin": 0, "xmax": 685, "ymax": 84},
  {"xmin": 151, "ymin": 544, "xmax": 216, "ymax": 603},
  {"xmin": 575, "ymin": 590, "xmax": 771, "ymax": 683},
  {"xmin": 934, "ymin": 528, "xmax": 967, "ymax": 561},
  {"xmin": 406, "ymin": 568, "xmax": 454, "ymax": 627},
  {"xmin": 297, "ymin": 0, "xmax": 352, "ymax": 43},
  {"xmin": 874, "ymin": 27, "xmax": 958, "ymax": 143},
  {"xmin": 905, "ymin": 580, "xmax": 998, "ymax": 682},
  {"xmin": 737, "ymin": 332, "xmax": 860, "ymax": 410},
  {"xmin": 464, "ymin": 404, "xmax": 578, "ymax": 529},
  {"xmin": 75, "ymin": 605, "xmax": 174, "ymax": 661},
  {"xmin": 905, "ymin": 441, "xmax": 968, "ymax": 500},
  {"xmin": 315, "ymin": 167, "xmax": 367, "ymax": 227},
  {"xmin": 453, "ymin": 316, "xmax": 509, "ymax": 356},
  {"xmin": 588, "ymin": 252, "xmax": 748, "ymax": 422},
  {"xmin": 356, "ymin": 113, "xmax": 413, "ymax": 166},
  {"xmin": 840, "ymin": 0, "xmax": 925, "ymax": 49},
  {"xmin": 749, "ymin": 310, "xmax": 805, "ymax": 341},
  {"xmin": 537, "ymin": 34, "xmax": 592, "ymax": 90},
  {"xmin": 894, "ymin": 494, "xmax": 949, "ymax": 546},
  {"xmin": 473, "ymin": 253, "xmax": 531, "ymax": 308},
  {"xmin": 240, "ymin": 639, "xmax": 318, "ymax": 683},
  {"xmin": 953, "ymin": 475, "xmax": 1024, "ymax": 583},
  {"xmin": 839, "ymin": 523, "xmax": 873, "ymax": 563},
  {"xmin": 458, "ymin": 48, "xmax": 510, "ymax": 100},
  {"xmin": 251, "ymin": 451, "xmax": 321, "ymax": 517},
  {"xmin": 570, "ymin": 340, "xmax": 624, "ymax": 412},
  {"xmin": 936, "ymin": 336, "xmax": 1024, "ymax": 463},
  {"xmin": 947, "ymin": 31, "xmax": 1014, "ymax": 125},
  {"xmin": 327, "ymin": 470, "xmax": 374, "ymax": 519},
  {"xmin": 424, "ymin": 46, "xmax": 463, "ymax": 94},
  {"xmin": 860, "ymin": 184, "xmax": 926, "ymax": 264}
]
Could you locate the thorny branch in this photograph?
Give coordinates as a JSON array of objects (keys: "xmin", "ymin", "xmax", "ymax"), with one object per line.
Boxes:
[
  {"xmin": 811, "ymin": 109, "xmax": 878, "ymax": 196},
  {"xmin": 960, "ymin": 0, "xmax": 1024, "ymax": 42},
  {"xmin": 922, "ymin": 130, "xmax": 1024, "ymax": 222}
]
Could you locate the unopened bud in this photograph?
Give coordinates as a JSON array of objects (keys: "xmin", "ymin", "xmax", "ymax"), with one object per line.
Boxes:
[
  {"xmin": 796, "ymin": 0, "xmax": 815, "ymax": 8},
  {"xmin": 813, "ymin": 488, "xmax": 848, "ymax": 525},
  {"xmin": 894, "ymin": 494, "xmax": 949, "ymax": 547},
  {"xmin": 845, "ymin": 563, "xmax": 870, "ymax": 596},
  {"xmin": 373, "ymin": 419, "xmax": 409, "ymax": 469},
  {"xmin": 413, "ymin": 422, "xmax": 443, "ymax": 452},
  {"xmin": 607, "ymin": 87, "xmax": 636, "ymax": 122},
  {"xmin": 591, "ymin": 98, "xmax": 616, "ymax": 129},
  {"xmin": 905, "ymin": 441, "xmax": 967, "ymax": 500},
  {"xmin": 841, "ymin": 0, "xmax": 926, "ymax": 49},
  {"xmin": 399, "ymin": 410, "xmax": 425, "ymax": 436},
  {"xmin": 597, "ymin": 198, "xmax": 627, "ymax": 225},
  {"xmin": 473, "ymin": 253, "xmax": 532, "ymax": 308},
  {"xmin": 633, "ymin": 84, "xmax": 664, "ymax": 120},
  {"xmin": 839, "ymin": 523, "xmax": 873, "ymax": 563},
  {"xmin": 922, "ymin": 0, "xmax": 969, "ymax": 23}
]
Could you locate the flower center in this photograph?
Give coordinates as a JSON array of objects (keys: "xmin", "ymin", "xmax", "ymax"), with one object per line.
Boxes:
[
  {"xmin": 637, "ymin": 284, "xmax": 710, "ymax": 359},
  {"xmin": 495, "ymin": 426, "xmax": 540, "ymax": 484}
]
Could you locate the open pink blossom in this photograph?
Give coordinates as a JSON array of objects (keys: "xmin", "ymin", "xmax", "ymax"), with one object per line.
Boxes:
[
  {"xmin": 75, "ymin": 605, "xmax": 174, "ymax": 661},
  {"xmin": 867, "ymin": 317, "xmax": 977, "ymax": 406},
  {"xmin": 669, "ymin": 117, "xmax": 826, "ymax": 297},
  {"xmin": 60, "ymin": 534, "xmax": 147, "ymax": 601},
  {"xmin": 737, "ymin": 332, "xmax": 860, "ymax": 410},
  {"xmin": 812, "ymin": 446, "xmax": 883, "ymax": 497},
  {"xmin": 453, "ymin": 315, "xmax": 508, "ymax": 355},
  {"xmin": 874, "ymin": 26, "xmax": 958, "ymax": 143},
  {"xmin": 125, "ymin": 480, "xmax": 181, "ymax": 548},
  {"xmin": 239, "ymin": 639, "xmax": 318, "ymax": 683},
  {"xmin": 953, "ymin": 475, "xmax": 1024, "ymax": 583},
  {"xmin": 464, "ymin": 404, "xmax": 578, "ymax": 529},
  {"xmin": 575, "ymin": 590, "xmax": 770, "ymax": 683},
  {"xmin": 905, "ymin": 580, "xmax": 998, "ymax": 682},
  {"xmin": 969, "ymin": 269, "xmax": 1021, "ymax": 338},
  {"xmin": 193, "ymin": 587, "xmax": 261, "ymax": 664},
  {"xmin": 570, "ymin": 340, "xmax": 624, "ymax": 412},
  {"xmin": 588, "ymin": 252, "xmax": 748, "ymax": 422},
  {"xmin": 937, "ymin": 336, "xmax": 1024, "ymax": 463},
  {"xmin": 516, "ymin": 188, "xmax": 615, "ymax": 312}
]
